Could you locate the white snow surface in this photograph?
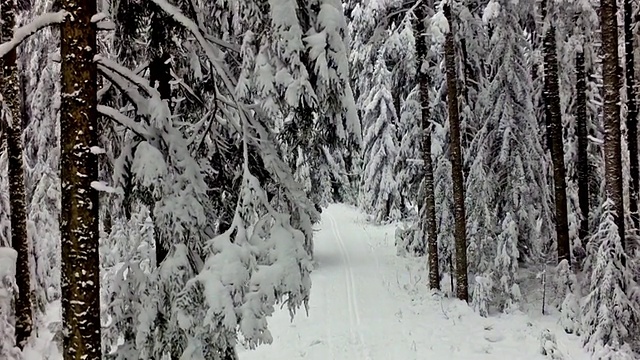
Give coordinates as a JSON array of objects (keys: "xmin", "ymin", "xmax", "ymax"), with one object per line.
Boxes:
[
  {"xmin": 23, "ymin": 204, "xmax": 590, "ymax": 359},
  {"xmin": 238, "ymin": 204, "xmax": 590, "ymax": 360},
  {"xmin": 0, "ymin": 247, "xmax": 17, "ymax": 280}
]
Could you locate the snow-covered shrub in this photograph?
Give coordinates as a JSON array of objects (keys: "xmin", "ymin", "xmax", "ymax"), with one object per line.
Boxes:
[
  {"xmin": 552, "ymin": 260, "xmax": 580, "ymax": 334},
  {"xmin": 471, "ymin": 275, "xmax": 493, "ymax": 317},
  {"xmin": 581, "ymin": 198, "xmax": 640, "ymax": 354},
  {"xmin": 174, "ymin": 168, "xmax": 312, "ymax": 357},
  {"xmin": 395, "ymin": 221, "xmax": 423, "ymax": 257},
  {"xmin": 539, "ymin": 329, "xmax": 564, "ymax": 359},
  {"xmin": 0, "ymin": 248, "xmax": 20, "ymax": 360},
  {"xmin": 493, "ymin": 213, "xmax": 520, "ymax": 312}
]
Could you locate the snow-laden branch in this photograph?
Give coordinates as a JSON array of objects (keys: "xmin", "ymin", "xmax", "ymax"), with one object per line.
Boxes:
[
  {"xmin": 149, "ymin": 0, "xmax": 238, "ymax": 92},
  {"xmin": 98, "ymin": 61, "xmax": 149, "ymax": 102},
  {"xmin": 95, "ymin": 55, "xmax": 160, "ymax": 99},
  {"xmin": 97, "ymin": 105, "xmax": 156, "ymax": 143},
  {"xmin": 0, "ymin": 11, "xmax": 68, "ymax": 58},
  {"xmin": 151, "ymin": 0, "xmax": 318, "ymax": 217}
]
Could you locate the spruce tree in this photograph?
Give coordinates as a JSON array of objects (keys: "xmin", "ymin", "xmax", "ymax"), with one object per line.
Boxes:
[
  {"xmin": 1, "ymin": 0, "xmax": 33, "ymax": 347},
  {"xmin": 60, "ymin": 0, "xmax": 102, "ymax": 356}
]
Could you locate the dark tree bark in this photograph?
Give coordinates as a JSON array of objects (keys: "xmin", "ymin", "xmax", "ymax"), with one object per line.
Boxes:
[
  {"xmin": 600, "ymin": 0, "xmax": 626, "ymax": 246},
  {"xmin": 414, "ymin": 1, "xmax": 439, "ymax": 290},
  {"xmin": 443, "ymin": 4, "xmax": 468, "ymax": 302},
  {"xmin": 576, "ymin": 50, "xmax": 590, "ymax": 244},
  {"xmin": 1, "ymin": 0, "xmax": 33, "ymax": 348},
  {"xmin": 541, "ymin": 10, "xmax": 571, "ymax": 265},
  {"xmin": 624, "ymin": 0, "xmax": 639, "ymax": 235},
  {"xmin": 60, "ymin": 0, "xmax": 102, "ymax": 357}
]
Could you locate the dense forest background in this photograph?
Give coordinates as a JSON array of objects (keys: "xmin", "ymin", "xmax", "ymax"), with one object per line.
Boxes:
[{"xmin": 0, "ymin": 0, "xmax": 639, "ymax": 358}]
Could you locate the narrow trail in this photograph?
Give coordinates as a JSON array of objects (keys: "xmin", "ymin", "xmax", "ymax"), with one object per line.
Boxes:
[{"xmin": 240, "ymin": 204, "xmax": 411, "ymax": 359}]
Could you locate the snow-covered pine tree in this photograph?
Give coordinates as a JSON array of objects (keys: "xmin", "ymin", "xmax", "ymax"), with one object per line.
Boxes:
[
  {"xmin": 581, "ymin": 198, "xmax": 639, "ymax": 355},
  {"xmin": 98, "ymin": 0, "xmax": 323, "ymax": 357},
  {"xmin": 361, "ymin": 48, "xmax": 401, "ymax": 224},
  {"xmin": 1, "ymin": 0, "xmax": 33, "ymax": 346},
  {"xmin": 468, "ymin": 0, "xmax": 553, "ymax": 312}
]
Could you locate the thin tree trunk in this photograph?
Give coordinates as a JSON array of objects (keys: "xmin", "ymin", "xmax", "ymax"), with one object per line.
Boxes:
[
  {"xmin": 443, "ymin": 4, "xmax": 468, "ymax": 302},
  {"xmin": 600, "ymin": 0, "xmax": 626, "ymax": 246},
  {"xmin": 60, "ymin": 0, "xmax": 102, "ymax": 357},
  {"xmin": 415, "ymin": 1, "xmax": 439, "ymax": 290},
  {"xmin": 541, "ymin": 12, "xmax": 571, "ymax": 265},
  {"xmin": 624, "ymin": 0, "xmax": 639, "ymax": 235},
  {"xmin": 1, "ymin": 0, "xmax": 33, "ymax": 348},
  {"xmin": 576, "ymin": 50, "xmax": 590, "ymax": 244}
]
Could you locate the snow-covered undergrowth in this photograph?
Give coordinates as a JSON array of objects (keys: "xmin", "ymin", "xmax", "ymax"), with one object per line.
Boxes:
[{"xmin": 22, "ymin": 204, "xmax": 589, "ymax": 359}]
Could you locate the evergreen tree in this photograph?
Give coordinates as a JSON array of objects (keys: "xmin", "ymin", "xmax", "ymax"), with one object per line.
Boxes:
[
  {"xmin": 59, "ymin": 0, "xmax": 102, "ymax": 356},
  {"xmin": 581, "ymin": 198, "xmax": 639, "ymax": 355},
  {"xmin": 600, "ymin": 0, "xmax": 626, "ymax": 246},
  {"xmin": 361, "ymin": 49, "xmax": 401, "ymax": 223},
  {"xmin": 624, "ymin": 0, "xmax": 639, "ymax": 235},
  {"xmin": 1, "ymin": 0, "xmax": 33, "ymax": 347},
  {"xmin": 442, "ymin": 2, "xmax": 468, "ymax": 302},
  {"xmin": 541, "ymin": 0, "xmax": 571, "ymax": 265},
  {"xmin": 414, "ymin": 0, "xmax": 439, "ymax": 289}
]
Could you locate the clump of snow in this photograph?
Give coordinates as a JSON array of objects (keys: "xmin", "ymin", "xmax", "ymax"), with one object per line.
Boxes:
[
  {"xmin": 429, "ymin": 11, "xmax": 449, "ymax": 44},
  {"xmin": 482, "ymin": 0, "xmax": 501, "ymax": 24},
  {"xmin": 90, "ymin": 181, "xmax": 118, "ymax": 193},
  {"xmin": 90, "ymin": 146, "xmax": 106, "ymax": 154},
  {"xmin": 0, "ymin": 247, "xmax": 17, "ymax": 280}
]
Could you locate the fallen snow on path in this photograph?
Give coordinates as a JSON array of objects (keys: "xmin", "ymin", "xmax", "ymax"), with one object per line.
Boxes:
[{"xmin": 239, "ymin": 204, "xmax": 590, "ymax": 360}]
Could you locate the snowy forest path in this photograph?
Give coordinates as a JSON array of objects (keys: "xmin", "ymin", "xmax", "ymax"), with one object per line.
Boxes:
[{"xmin": 240, "ymin": 204, "xmax": 414, "ymax": 359}]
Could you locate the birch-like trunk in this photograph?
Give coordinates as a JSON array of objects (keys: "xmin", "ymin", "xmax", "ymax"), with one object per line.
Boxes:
[
  {"xmin": 1, "ymin": 0, "xmax": 33, "ymax": 348},
  {"xmin": 415, "ymin": 0, "xmax": 439, "ymax": 290},
  {"xmin": 443, "ymin": 4, "xmax": 468, "ymax": 302},
  {"xmin": 60, "ymin": 0, "xmax": 102, "ymax": 357},
  {"xmin": 600, "ymin": 0, "xmax": 626, "ymax": 246}
]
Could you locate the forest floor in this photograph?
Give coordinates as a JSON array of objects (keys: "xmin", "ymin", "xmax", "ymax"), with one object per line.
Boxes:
[{"xmin": 238, "ymin": 203, "xmax": 590, "ymax": 360}]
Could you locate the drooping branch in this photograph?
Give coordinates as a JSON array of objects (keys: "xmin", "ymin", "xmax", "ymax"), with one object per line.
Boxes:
[
  {"xmin": 97, "ymin": 105, "xmax": 156, "ymax": 143},
  {"xmin": 0, "ymin": 11, "xmax": 68, "ymax": 58}
]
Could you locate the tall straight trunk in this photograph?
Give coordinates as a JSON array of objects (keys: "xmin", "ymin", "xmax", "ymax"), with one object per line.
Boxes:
[
  {"xmin": 541, "ymin": 13, "xmax": 571, "ymax": 265},
  {"xmin": 415, "ymin": 0, "xmax": 439, "ymax": 290},
  {"xmin": 624, "ymin": 0, "xmax": 639, "ymax": 235},
  {"xmin": 443, "ymin": 4, "xmax": 468, "ymax": 302},
  {"xmin": 576, "ymin": 50, "xmax": 590, "ymax": 244},
  {"xmin": 600, "ymin": 0, "xmax": 626, "ymax": 246},
  {"xmin": 1, "ymin": 0, "xmax": 33, "ymax": 348},
  {"xmin": 60, "ymin": 0, "xmax": 102, "ymax": 357}
]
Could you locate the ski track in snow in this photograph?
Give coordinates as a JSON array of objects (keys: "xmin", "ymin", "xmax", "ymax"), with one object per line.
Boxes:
[
  {"xmin": 327, "ymin": 212, "xmax": 369, "ymax": 359},
  {"xmin": 239, "ymin": 204, "xmax": 590, "ymax": 360}
]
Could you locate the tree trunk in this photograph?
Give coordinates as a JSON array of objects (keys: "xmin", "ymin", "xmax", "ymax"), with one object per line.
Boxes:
[
  {"xmin": 60, "ymin": 0, "xmax": 102, "ymax": 357},
  {"xmin": 1, "ymin": 0, "xmax": 33, "ymax": 348},
  {"xmin": 541, "ymin": 13, "xmax": 571, "ymax": 265},
  {"xmin": 576, "ymin": 50, "xmax": 590, "ymax": 244},
  {"xmin": 443, "ymin": 4, "xmax": 468, "ymax": 302},
  {"xmin": 415, "ymin": 1, "xmax": 439, "ymax": 290},
  {"xmin": 624, "ymin": 0, "xmax": 639, "ymax": 235},
  {"xmin": 600, "ymin": 0, "xmax": 626, "ymax": 246}
]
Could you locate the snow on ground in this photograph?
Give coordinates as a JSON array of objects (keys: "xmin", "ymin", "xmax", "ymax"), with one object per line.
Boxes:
[{"xmin": 239, "ymin": 203, "xmax": 590, "ymax": 360}]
